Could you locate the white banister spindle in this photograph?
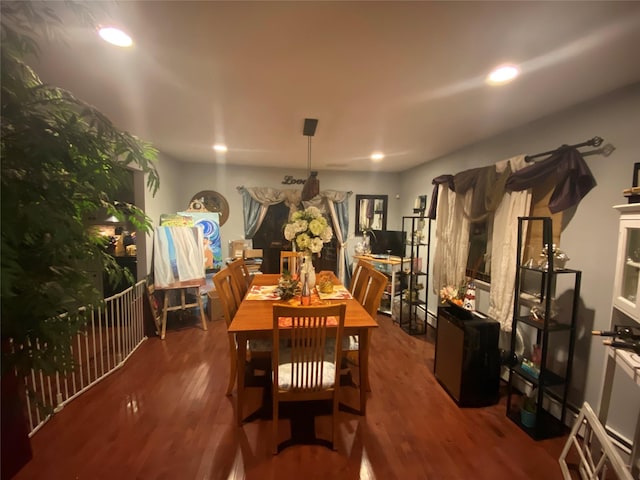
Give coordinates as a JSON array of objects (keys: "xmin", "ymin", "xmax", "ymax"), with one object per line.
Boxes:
[
  {"xmin": 76, "ymin": 332, "xmax": 84, "ymax": 389},
  {"xmin": 90, "ymin": 308, "xmax": 98, "ymax": 380},
  {"xmin": 98, "ymin": 306, "xmax": 105, "ymax": 377}
]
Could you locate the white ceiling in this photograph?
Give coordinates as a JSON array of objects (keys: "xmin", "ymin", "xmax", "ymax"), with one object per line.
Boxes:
[{"xmin": 29, "ymin": 1, "xmax": 640, "ymax": 173}]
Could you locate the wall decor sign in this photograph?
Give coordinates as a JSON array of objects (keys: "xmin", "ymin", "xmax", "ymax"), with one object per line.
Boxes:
[
  {"xmin": 281, "ymin": 175, "xmax": 307, "ymax": 185},
  {"xmin": 188, "ymin": 190, "xmax": 229, "ymax": 226}
]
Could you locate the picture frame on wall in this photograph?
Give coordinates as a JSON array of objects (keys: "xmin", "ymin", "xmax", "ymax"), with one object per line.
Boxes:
[{"xmin": 354, "ymin": 194, "xmax": 388, "ymax": 236}]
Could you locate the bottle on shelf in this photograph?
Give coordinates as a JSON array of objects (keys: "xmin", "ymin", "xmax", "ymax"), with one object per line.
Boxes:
[
  {"xmin": 591, "ymin": 326, "xmax": 640, "ymax": 340},
  {"xmin": 301, "ymin": 273, "xmax": 311, "ymax": 306}
]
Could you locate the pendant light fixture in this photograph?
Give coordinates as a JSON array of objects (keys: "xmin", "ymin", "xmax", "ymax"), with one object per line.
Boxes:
[{"xmin": 300, "ymin": 118, "xmax": 319, "ymax": 201}]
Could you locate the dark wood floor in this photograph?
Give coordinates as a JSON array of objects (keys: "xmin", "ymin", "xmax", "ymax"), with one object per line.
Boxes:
[{"xmin": 15, "ymin": 313, "xmax": 578, "ymax": 479}]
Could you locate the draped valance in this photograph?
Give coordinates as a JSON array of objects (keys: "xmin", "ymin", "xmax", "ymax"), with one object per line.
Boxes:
[{"xmin": 236, "ymin": 186, "xmax": 352, "ymax": 284}]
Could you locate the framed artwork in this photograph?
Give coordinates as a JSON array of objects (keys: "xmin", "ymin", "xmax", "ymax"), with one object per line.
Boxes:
[
  {"xmin": 355, "ymin": 194, "xmax": 388, "ymax": 236},
  {"xmin": 633, "ymin": 162, "xmax": 640, "ymax": 188}
]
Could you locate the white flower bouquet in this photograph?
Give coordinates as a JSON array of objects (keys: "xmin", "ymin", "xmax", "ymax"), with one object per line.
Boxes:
[{"xmin": 283, "ymin": 206, "xmax": 333, "ymax": 255}]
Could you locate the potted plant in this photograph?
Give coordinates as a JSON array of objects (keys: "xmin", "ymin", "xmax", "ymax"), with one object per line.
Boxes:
[
  {"xmin": 1, "ymin": 3, "xmax": 159, "ymax": 474},
  {"xmin": 520, "ymin": 389, "xmax": 538, "ymax": 428}
]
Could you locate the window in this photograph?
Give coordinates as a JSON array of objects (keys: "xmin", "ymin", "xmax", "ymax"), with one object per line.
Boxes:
[{"xmin": 465, "ymin": 178, "xmax": 563, "ymax": 283}]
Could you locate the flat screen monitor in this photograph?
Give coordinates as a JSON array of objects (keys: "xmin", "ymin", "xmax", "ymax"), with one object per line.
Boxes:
[{"xmin": 370, "ymin": 230, "xmax": 404, "ymax": 258}]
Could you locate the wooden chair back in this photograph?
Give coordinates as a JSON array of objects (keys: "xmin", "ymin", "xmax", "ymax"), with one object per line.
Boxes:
[
  {"xmin": 227, "ymin": 257, "xmax": 251, "ymax": 298},
  {"xmin": 213, "ymin": 267, "xmax": 244, "ymax": 395},
  {"xmin": 213, "ymin": 267, "xmax": 243, "ymax": 328},
  {"xmin": 343, "ymin": 262, "xmax": 385, "ymax": 395},
  {"xmin": 349, "ymin": 260, "xmax": 376, "ymax": 305},
  {"xmin": 271, "ymin": 303, "xmax": 347, "ymax": 453},
  {"xmin": 280, "ymin": 251, "xmax": 301, "ymax": 275},
  {"xmin": 359, "ymin": 267, "xmax": 387, "ymax": 319}
]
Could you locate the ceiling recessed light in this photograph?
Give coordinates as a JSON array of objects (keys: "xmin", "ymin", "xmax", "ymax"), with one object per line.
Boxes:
[
  {"xmin": 486, "ymin": 64, "xmax": 519, "ymax": 85},
  {"xmin": 370, "ymin": 152, "xmax": 384, "ymax": 161},
  {"xmin": 98, "ymin": 27, "xmax": 133, "ymax": 47},
  {"xmin": 213, "ymin": 144, "xmax": 228, "ymax": 152}
]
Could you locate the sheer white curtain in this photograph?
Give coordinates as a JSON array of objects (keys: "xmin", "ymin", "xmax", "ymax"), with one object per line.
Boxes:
[
  {"xmin": 487, "ymin": 154, "xmax": 532, "ymax": 334},
  {"xmin": 320, "ymin": 190, "xmax": 351, "ymax": 284},
  {"xmin": 432, "ymin": 185, "xmax": 472, "ymax": 295}
]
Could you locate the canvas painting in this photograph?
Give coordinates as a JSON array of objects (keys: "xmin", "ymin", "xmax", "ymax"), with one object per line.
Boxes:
[
  {"xmin": 178, "ymin": 211, "xmax": 223, "ymax": 271},
  {"xmin": 153, "ymin": 226, "xmax": 205, "ymax": 289}
]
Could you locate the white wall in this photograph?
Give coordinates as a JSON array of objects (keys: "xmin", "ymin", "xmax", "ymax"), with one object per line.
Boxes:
[{"xmin": 399, "ymin": 82, "xmax": 640, "ymax": 443}]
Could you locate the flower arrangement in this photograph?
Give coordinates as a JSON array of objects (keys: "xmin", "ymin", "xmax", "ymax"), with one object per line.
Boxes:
[
  {"xmin": 275, "ymin": 273, "xmax": 300, "ymax": 301},
  {"xmin": 283, "ymin": 206, "xmax": 333, "ymax": 255},
  {"xmin": 439, "ymin": 284, "xmax": 464, "ymax": 306}
]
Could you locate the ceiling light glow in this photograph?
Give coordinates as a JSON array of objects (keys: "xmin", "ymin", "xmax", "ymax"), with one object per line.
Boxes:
[
  {"xmin": 486, "ymin": 65, "xmax": 519, "ymax": 85},
  {"xmin": 370, "ymin": 152, "xmax": 384, "ymax": 161},
  {"xmin": 98, "ymin": 27, "xmax": 133, "ymax": 47},
  {"xmin": 213, "ymin": 144, "xmax": 228, "ymax": 152}
]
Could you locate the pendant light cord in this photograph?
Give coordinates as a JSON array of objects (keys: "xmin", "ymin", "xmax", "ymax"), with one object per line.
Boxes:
[{"xmin": 307, "ymin": 136, "xmax": 312, "ymax": 176}]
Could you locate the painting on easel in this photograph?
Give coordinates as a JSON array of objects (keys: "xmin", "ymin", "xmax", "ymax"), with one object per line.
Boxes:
[
  {"xmin": 177, "ymin": 211, "xmax": 222, "ymax": 271},
  {"xmin": 153, "ymin": 225, "xmax": 205, "ymax": 289}
]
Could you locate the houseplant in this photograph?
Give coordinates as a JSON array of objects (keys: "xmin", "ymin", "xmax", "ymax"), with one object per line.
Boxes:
[
  {"xmin": 520, "ymin": 389, "xmax": 538, "ymax": 428},
  {"xmin": 1, "ymin": 2, "xmax": 159, "ymax": 395}
]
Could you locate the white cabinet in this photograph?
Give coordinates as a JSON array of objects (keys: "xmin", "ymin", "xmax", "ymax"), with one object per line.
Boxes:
[
  {"xmin": 613, "ymin": 204, "xmax": 640, "ymax": 320},
  {"xmin": 597, "ymin": 204, "xmax": 640, "ymax": 478}
]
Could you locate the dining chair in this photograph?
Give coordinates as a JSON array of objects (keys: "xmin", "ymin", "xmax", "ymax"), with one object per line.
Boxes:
[
  {"xmin": 213, "ymin": 267, "xmax": 271, "ymax": 396},
  {"xmin": 349, "ymin": 259, "xmax": 375, "ymax": 302},
  {"xmin": 358, "ymin": 267, "xmax": 388, "ymax": 319},
  {"xmin": 279, "ymin": 251, "xmax": 300, "ymax": 276},
  {"xmin": 343, "ymin": 264, "xmax": 387, "ymax": 392},
  {"xmin": 227, "ymin": 257, "xmax": 251, "ymax": 298},
  {"xmin": 271, "ymin": 303, "xmax": 347, "ymax": 454}
]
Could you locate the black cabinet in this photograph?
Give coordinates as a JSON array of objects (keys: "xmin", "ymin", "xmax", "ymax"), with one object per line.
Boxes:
[
  {"xmin": 506, "ymin": 216, "xmax": 581, "ymax": 440},
  {"xmin": 434, "ymin": 306, "xmax": 500, "ymax": 407}
]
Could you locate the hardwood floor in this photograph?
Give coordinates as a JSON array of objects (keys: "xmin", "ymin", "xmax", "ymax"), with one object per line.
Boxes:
[{"xmin": 15, "ymin": 313, "xmax": 577, "ymax": 479}]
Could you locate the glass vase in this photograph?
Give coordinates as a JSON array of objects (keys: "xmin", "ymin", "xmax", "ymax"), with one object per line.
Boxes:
[{"xmin": 302, "ymin": 252, "xmax": 316, "ymax": 289}]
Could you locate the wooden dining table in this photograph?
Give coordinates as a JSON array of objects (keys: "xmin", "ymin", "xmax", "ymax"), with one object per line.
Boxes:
[{"xmin": 228, "ymin": 272, "xmax": 378, "ymax": 425}]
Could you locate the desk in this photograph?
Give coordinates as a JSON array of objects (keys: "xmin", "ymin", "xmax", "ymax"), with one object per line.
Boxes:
[{"xmin": 228, "ymin": 273, "xmax": 378, "ymax": 425}]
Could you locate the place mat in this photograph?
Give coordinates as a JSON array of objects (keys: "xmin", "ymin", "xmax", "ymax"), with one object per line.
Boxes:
[
  {"xmin": 317, "ymin": 285, "xmax": 353, "ymax": 300},
  {"xmin": 278, "ymin": 316, "xmax": 338, "ymax": 327},
  {"xmin": 245, "ymin": 285, "xmax": 280, "ymax": 300}
]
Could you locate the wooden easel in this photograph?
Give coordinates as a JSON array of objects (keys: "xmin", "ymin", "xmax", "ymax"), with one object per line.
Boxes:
[
  {"xmin": 146, "ymin": 279, "xmax": 208, "ymax": 339},
  {"xmin": 149, "ymin": 222, "xmax": 210, "ymax": 340},
  {"xmin": 155, "ymin": 281, "xmax": 208, "ymax": 340}
]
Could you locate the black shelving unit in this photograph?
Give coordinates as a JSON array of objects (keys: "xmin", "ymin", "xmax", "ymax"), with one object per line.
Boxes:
[
  {"xmin": 397, "ymin": 215, "xmax": 431, "ymax": 335},
  {"xmin": 506, "ymin": 216, "xmax": 581, "ymax": 440}
]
